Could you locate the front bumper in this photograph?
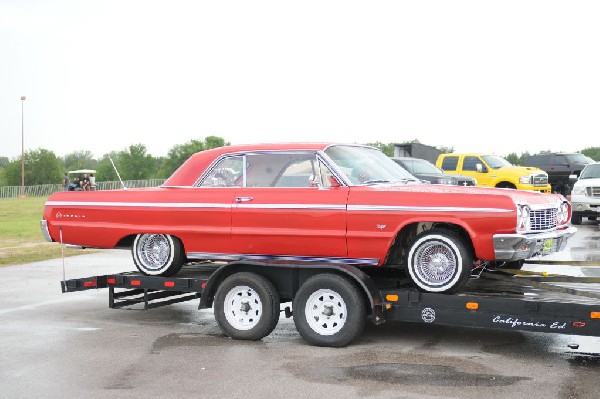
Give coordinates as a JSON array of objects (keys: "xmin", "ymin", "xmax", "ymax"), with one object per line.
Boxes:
[{"xmin": 493, "ymin": 226, "xmax": 577, "ymax": 261}]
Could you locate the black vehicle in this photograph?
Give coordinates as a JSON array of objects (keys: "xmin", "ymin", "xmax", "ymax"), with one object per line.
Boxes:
[
  {"xmin": 392, "ymin": 157, "xmax": 477, "ymax": 186},
  {"xmin": 522, "ymin": 153, "xmax": 594, "ymax": 195}
]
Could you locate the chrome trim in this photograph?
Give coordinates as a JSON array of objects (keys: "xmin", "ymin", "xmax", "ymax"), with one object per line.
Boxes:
[
  {"xmin": 40, "ymin": 220, "xmax": 52, "ymax": 242},
  {"xmin": 348, "ymin": 205, "xmax": 512, "ymax": 213},
  {"xmin": 45, "ymin": 201, "xmax": 232, "ymax": 209},
  {"xmin": 493, "ymin": 226, "xmax": 577, "ymax": 261},
  {"xmin": 186, "ymin": 252, "xmax": 380, "ymax": 266},
  {"xmin": 235, "ymin": 204, "xmax": 345, "ymax": 210}
]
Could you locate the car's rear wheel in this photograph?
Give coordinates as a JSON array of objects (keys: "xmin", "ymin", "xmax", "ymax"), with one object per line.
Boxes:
[
  {"xmin": 406, "ymin": 229, "xmax": 472, "ymax": 293},
  {"xmin": 214, "ymin": 272, "xmax": 280, "ymax": 340},
  {"xmin": 132, "ymin": 234, "xmax": 185, "ymax": 276}
]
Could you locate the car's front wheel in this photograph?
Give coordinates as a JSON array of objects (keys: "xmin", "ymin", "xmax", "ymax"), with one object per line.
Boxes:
[
  {"xmin": 132, "ymin": 234, "xmax": 185, "ymax": 276},
  {"xmin": 406, "ymin": 229, "xmax": 472, "ymax": 293}
]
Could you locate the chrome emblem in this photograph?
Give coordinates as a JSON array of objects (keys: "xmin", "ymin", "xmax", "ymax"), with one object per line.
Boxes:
[
  {"xmin": 56, "ymin": 212, "xmax": 62, "ymax": 219},
  {"xmin": 376, "ymin": 224, "xmax": 387, "ymax": 230}
]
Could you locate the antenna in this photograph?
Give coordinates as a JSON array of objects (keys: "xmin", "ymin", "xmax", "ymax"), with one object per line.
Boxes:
[{"xmin": 109, "ymin": 156, "xmax": 127, "ymax": 190}]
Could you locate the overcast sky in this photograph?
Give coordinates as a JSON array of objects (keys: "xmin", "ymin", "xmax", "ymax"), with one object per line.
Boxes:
[{"xmin": 1, "ymin": 1, "xmax": 599, "ymax": 160}]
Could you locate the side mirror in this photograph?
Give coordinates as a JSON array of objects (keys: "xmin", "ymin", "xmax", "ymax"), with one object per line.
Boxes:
[
  {"xmin": 569, "ymin": 174, "xmax": 578, "ymax": 183},
  {"xmin": 476, "ymin": 163, "xmax": 483, "ymax": 173}
]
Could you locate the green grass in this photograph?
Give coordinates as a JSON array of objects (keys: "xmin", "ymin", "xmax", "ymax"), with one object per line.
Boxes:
[{"xmin": 0, "ymin": 197, "xmax": 96, "ymax": 266}]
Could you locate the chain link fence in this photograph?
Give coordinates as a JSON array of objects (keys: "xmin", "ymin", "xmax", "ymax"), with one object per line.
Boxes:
[{"xmin": 0, "ymin": 179, "xmax": 167, "ymax": 199}]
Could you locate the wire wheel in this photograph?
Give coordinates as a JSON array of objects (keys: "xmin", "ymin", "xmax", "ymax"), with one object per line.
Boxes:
[
  {"xmin": 132, "ymin": 233, "xmax": 184, "ymax": 276},
  {"xmin": 304, "ymin": 289, "xmax": 347, "ymax": 336},
  {"xmin": 223, "ymin": 285, "xmax": 263, "ymax": 331},
  {"xmin": 413, "ymin": 239, "xmax": 457, "ymax": 287}
]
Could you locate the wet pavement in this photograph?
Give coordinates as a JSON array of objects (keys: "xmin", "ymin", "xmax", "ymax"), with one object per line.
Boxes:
[{"xmin": 0, "ymin": 220, "xmax": 598, "ymax": 398}]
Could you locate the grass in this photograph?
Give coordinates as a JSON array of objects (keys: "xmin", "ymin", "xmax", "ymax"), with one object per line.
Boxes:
[{"xmin": 0, "ymin": 197, "xmax": 97, "ymax": 266}]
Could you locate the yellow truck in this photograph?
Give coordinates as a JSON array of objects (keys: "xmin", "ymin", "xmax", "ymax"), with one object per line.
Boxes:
[{"xmin": 436, "ymin": 153, "xmax": 551, "ymax": 193}]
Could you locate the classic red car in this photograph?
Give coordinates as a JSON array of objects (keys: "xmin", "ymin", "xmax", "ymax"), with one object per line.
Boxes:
[{"xmin": 41, "ymin": 143, "xmax": 575, "ymax": 293}]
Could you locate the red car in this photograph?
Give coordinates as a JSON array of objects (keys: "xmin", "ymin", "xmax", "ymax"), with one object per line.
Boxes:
[{"xmin": 41, "ymin": 143, "xmax": 575, "ymax": 293}]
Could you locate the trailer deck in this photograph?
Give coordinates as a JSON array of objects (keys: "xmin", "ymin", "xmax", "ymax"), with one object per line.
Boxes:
[{"xmin": 61, "ymin": 262, "xmax": 600, "ymax": 340}]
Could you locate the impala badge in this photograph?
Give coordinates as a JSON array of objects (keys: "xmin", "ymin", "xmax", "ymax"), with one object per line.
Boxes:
[{"xmin": 376, "ymin": 224, "xmax": 387, "ymax": 230}]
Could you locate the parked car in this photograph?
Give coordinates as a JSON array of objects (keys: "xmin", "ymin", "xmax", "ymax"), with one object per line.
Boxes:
[
  {"xmin": 41, "ymin": 143, "xmax": 575, "ymax": 293},
  {"xmin": 569, "ymin": 162, "xmax": 600, "ymax": 225},
  {"xmin": 436, "ymin": 153, "xmax": 551, "ymax": 192},
  {"xmin": 392, "ymin": 157, "xmax": 476, "ymax": 186},
  {"xmin": 522, "ymin": 153, "xmax": 594, "ymax": 195}
]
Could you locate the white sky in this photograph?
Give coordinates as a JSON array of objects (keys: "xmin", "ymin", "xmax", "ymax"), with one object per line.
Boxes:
[{"xmin": 1, "ymin": 0, "xmax": 599, "ymax": 160}]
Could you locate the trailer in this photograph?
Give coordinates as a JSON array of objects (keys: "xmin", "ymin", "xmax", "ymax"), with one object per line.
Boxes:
[{"xmin": 61, "ymin": 261, "xmax": 600, "ymax": 347}]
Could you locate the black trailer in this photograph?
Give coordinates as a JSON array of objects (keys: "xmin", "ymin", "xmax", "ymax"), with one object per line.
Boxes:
[{"xmin": 61, "ymin": 261, "xmax": 600, "ymax": 347}]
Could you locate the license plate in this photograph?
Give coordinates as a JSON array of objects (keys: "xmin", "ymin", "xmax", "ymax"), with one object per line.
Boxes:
[{"xmin": 542, "ymin": 238, "xmax": 554, "ymax": 253}]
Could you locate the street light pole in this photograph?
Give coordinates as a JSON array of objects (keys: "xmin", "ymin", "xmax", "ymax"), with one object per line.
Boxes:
[{"xmin": 20, "ymin": 96, "xmax": 26, "ymax": 198}]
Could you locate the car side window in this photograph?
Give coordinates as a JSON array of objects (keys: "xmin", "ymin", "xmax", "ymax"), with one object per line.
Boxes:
[
  {"xmin": 463, "ymin": 156, "xmax": 482, "ymax": 172},
  {"xmin": 441, "ymin": 156, "xmax": 458, "ymax": 171},
  {"xmin": 199, "ymin": 156, "xmax": 244, "ymax": 187},
  {"xmin": 245, "ymin": 152, "xmax": 320, "ymax": 188},
  {"xmin": 553, "ymin": 155, "xmax": 569, "ymax": 166}
]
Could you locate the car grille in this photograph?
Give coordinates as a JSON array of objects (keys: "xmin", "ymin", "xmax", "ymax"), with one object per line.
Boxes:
[
  {"xmin": 530, "ymin": 208, "xmax": 557, "ymax": 231},
  {"xmin": 587, "ymin": 187, "xmax": 600, "ymax": 198},
  {"xmin": 457, "ymin": 179, "xmax": 475, "ymax": 186},
  {"xmin": 532, "ymin": 174, "xmax": 548, "ymax": 186}
]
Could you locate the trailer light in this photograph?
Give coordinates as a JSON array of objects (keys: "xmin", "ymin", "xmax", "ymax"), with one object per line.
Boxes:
[
  {"xmin": 573, "ymin": 322, "xmax": 586, "ymax": 328},
  {"xmin": 385, "ymin": 303, "xmax": 392, "ymax": 310},
  {"xmin": 107, "ymin": 278, "xmax": 116, "ymax": 284},
  {"xmin": 466, "ymin": 302, "xmax": 479, "ymax": 310},
  {"xmin": 386, "ymin": 294, "xmax": 399, "ymax": 302},
  {"xmin": 164, "ymin": 281, "xmax": 175, "ymax": 288},
  {"xmin": 201, "ymin": 282, "xmax": 207, "ymax": 289},
  {"xmin": 591, "ymin": 312, "xmax": 600, "ymax": 319},
  {"xmin": 83, "ymin": 280, "xmax": 96, "ymax": 288},
  {"xmin": 131, "ymin": 280, "xmax": 141, "ymax": 286}
]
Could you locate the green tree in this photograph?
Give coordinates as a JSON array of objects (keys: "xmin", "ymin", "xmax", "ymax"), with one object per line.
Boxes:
[
  {"xmin": 365, "ymin": 142, "xmax": 395, "ymax": 157},
  {"xmin": 581, "ymin": 147, "xmax": 600, "ymax": 161},
  {"xmin": 63, "ymin": 151, "xmax": 98, "ymax": 172},
  {"xmin": 118, "ymin": 144, "xmax": 156, "ymax": 180},
  {"xmin": 0, "ymin": 156, "xmax": 9, "ymax": 169},
  {"xmin": 161, "ymin": 139, "xmax": 205, "ymax": 178},
  {"xmin": 3, "ymin": 149, "xmax": 62, "ymax": 185},
  {"xmin": 95, "ymin": 152, "xmax": 120, "ymax": 182}
]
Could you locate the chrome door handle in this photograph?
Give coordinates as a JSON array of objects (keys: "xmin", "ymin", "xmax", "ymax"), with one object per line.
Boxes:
[{"xmin": 235, "ymin": 196, "xmax": 254, "ymax": 203}]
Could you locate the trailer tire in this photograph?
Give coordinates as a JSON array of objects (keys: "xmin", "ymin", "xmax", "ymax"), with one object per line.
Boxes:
[
  {"xmin": 293, "ymin": 274, "xmax": 365, "ymax": 347},
  {"xmin": 214, "ymin": 272, "xmax": 280, "ymax": 341},
  {"xmin": 571, "ymin": 214, "xmax": 582, "ymax": 225},
  {"xmin": 406, "ymin": 229, "xmax": 472, "ymax": 293},
  {"xmin": 132, "ymin": 234, "xmax": 185, "ymax": 276}
]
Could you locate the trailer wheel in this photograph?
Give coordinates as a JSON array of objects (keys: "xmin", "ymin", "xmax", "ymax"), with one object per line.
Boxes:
[
  {"xmin": 293, "ymin": 274, "xmax": 365, "ymax": 347},
  {"xmin": 132, "ymin": 234, "xmax": 185, "ymax": 276},
  {"xmin": 571, "ymin": 214, "xmax": 582, "ymax": 225},
  {"xmin": 406, "ymin": 229, "xmax": 472, "ymax": 293},
  {"xmin": 214, "ymin": 272, "xmax": 280, "ymax": 341}
]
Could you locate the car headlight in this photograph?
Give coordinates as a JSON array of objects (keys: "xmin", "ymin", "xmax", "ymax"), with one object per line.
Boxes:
[
  {"xmin": 519, "ymin": 175, "xmax": 532, "ymax": 184},
  {"xmin": 572, "ymin": 186, "xmax": 586, "ymax": 195},
  {"xmin": 557, "ymin": 201, "xmax": 570, "ymax": 225},
  {"xmin": 438, "ymin": 177, "xmax": 455, "ymax": 185},
  {"xmin": 516, "ymin": 204, "xmax": 531, "ymax": 232}
]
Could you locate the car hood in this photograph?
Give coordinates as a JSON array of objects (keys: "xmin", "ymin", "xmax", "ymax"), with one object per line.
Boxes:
[
  {"xmin": 497, "ymin": 166, "xmax": 547, "ymax": 177},
  {"xmin": 574, "ymin": 177, "xmax": 600, "ymax": 188}
]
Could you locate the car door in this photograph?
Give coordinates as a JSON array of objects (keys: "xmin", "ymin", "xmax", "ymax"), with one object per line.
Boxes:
[{"xmin": 231, "ymin": 151, "xmax": 349, "ymax": 261}]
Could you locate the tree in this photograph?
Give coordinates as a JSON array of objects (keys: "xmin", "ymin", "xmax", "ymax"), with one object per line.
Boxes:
[
  {"xmin": 63, "ymin": 151, "xmax": 98, "ymax": 172},
  {"xmin": 95, "ymin": 152, "xmax": 120, "ymax": 182},
  {"xmin": 0, "ymin": 156, "xmax": 9, "ymax": 169},
  {"xmin": 581, "ymin": 147, "xmax": 600, "ymax": 161},
  {"xmin": 118, "ymin": 144, "xmax": 156, "ymax": 180},
  {"xmin": 365, "ymin": 142, "xmax": 395, "ymax": 157},
  {"xmin": 3, "ymin": 149, "xmax": 62, "ymax": 185}
]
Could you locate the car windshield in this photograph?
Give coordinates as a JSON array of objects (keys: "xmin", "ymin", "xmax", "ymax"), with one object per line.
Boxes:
[
  {"xmin": 580, "ymin": 164, "xmax": 600, "ymax": 179},
  {"xmin": 409, "ymin": 159, "xmax": 443, "ymax": 174},
  {"xmin": 565, "ymin": 153, "xmax": 595, "ymax": 164},
  {"xmin": 481, "ymin": 155, "xmax": 512, "ymax": 169},
  {"xmin": 325, "ymin": 145, "xmax": 417, "ymax": 185}
]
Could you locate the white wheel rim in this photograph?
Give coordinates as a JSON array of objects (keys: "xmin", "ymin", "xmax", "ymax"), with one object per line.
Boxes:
[
  {"xmin": 136, "ymin": 234, "xmax": 173, "ymax": 272},
  {"xmin": 223, "ymin": 285, "xmax": 262, "ymax": 331},
  {"xmin": 305, "ymin": 289, "xmax": 347, "ymax": 336}
]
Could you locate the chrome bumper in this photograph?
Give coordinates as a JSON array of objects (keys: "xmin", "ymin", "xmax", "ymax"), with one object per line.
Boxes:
[
  {"xmin": 40, "ymin": 220, "xmax": 53, "ymax": 243},
  {"xmin": 493, "ymin": 226, "xmax": 577, "ymax": 261}
]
